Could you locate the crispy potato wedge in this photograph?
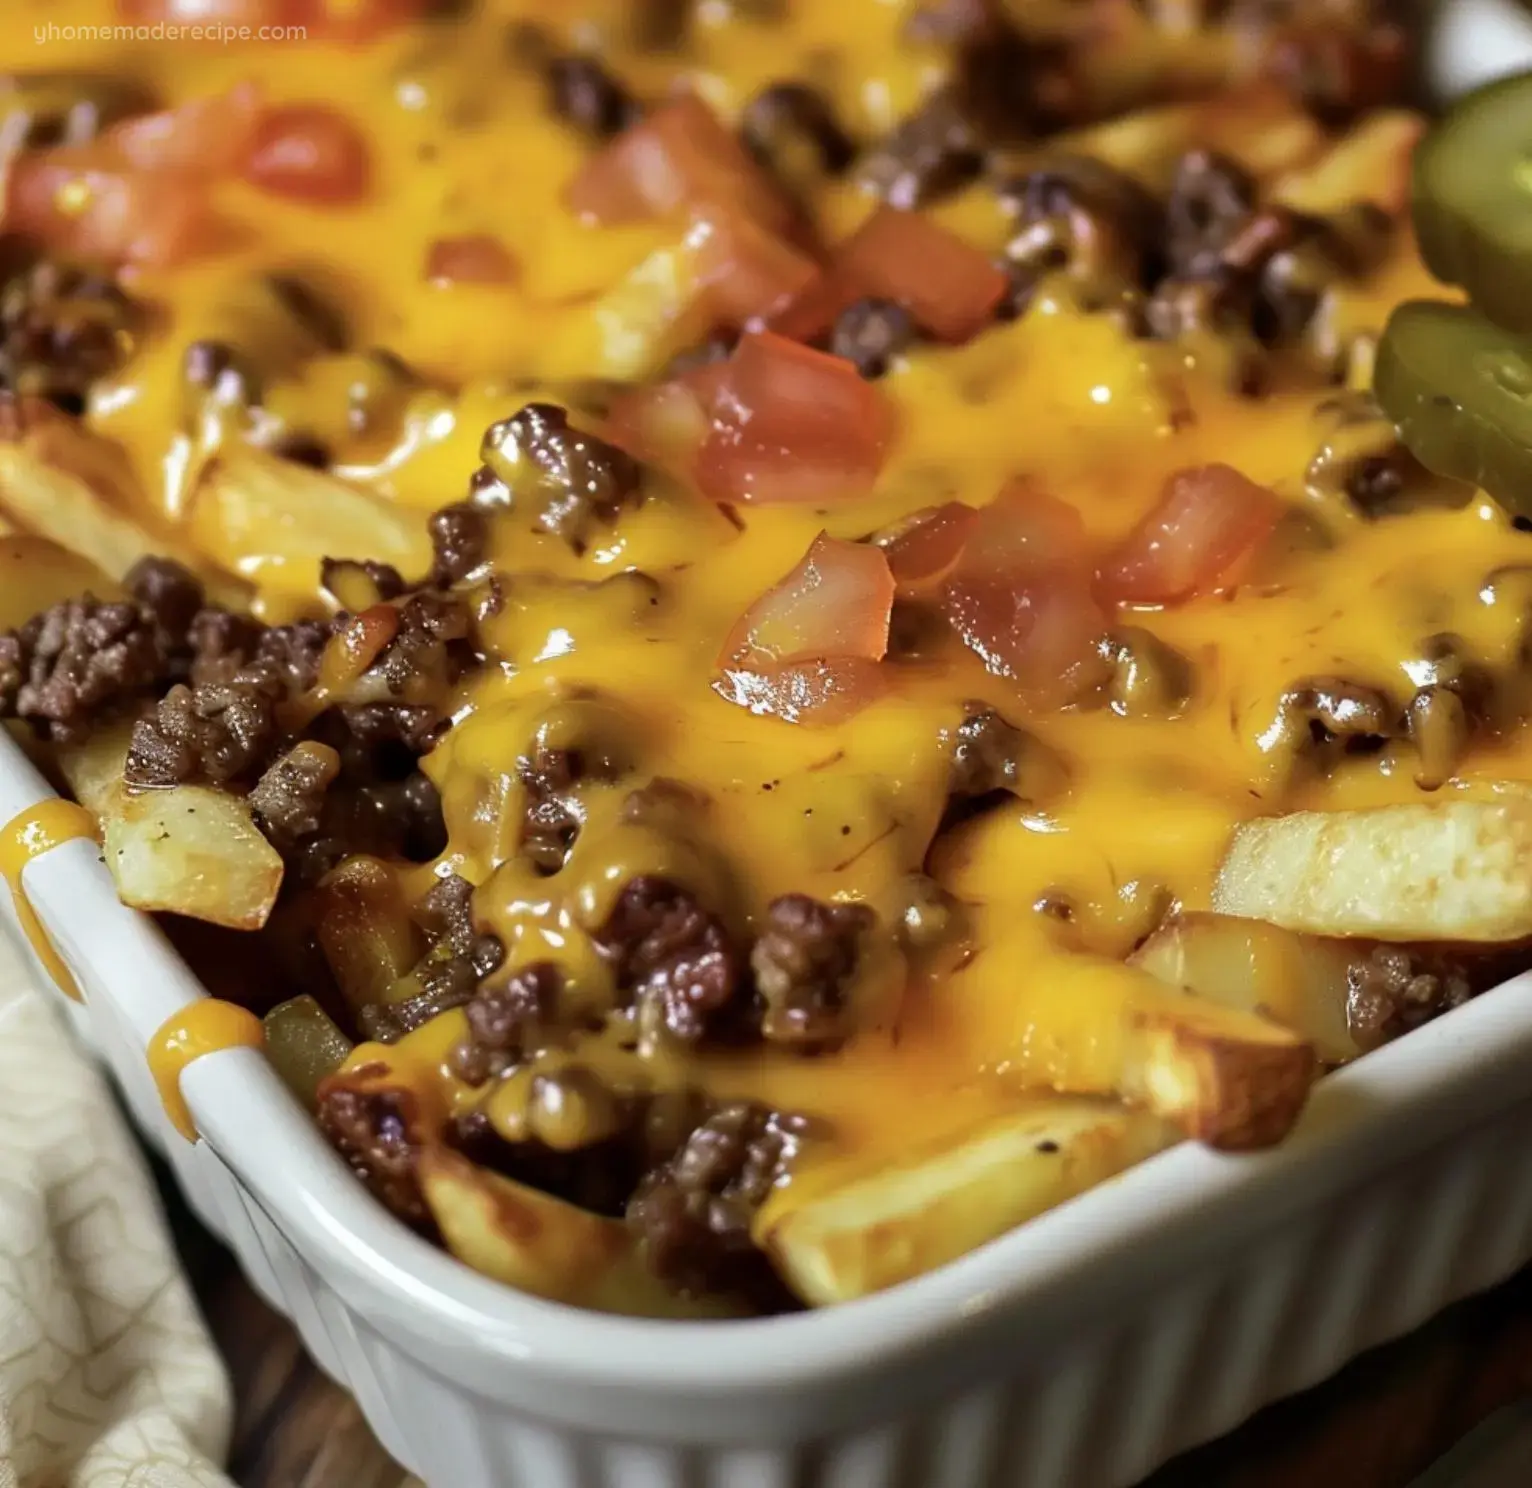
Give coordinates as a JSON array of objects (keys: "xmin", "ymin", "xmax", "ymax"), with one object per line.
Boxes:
[
  {"xmin": 0, "ymin": 533, "xmax": 122, "ymax": 629},
  {"xmin": 759, "ymin": 1098, "xmax": 1177, "ymax": 1306},
  {"xmin": 187, "ymin": 448, "xmax": 432, "ymax": 599},
  {"xmin": 1214, "ymin": 801, "xmax": 1532, "ymax": 942},
  {"xmin": 104, "ymin": 785, "xmax": 284, "ymax": 930},
  {"xmin": 418, "ymin": 1146, "xmax": 740, "ymax": 1319},
  {"xmin": 61, "ymin": 726, "xmax": 284, "ymax": 929},
  {"xmin": 1132, "ymin": 912, "xmax": 1361, "ymax": 1064},
  {"xmin": 1015, "ymin": 958, "xmax": 1317, "ymax": 1149},
  {"xmin": 1118, "ymin": 988, "xmax": 1318, "ymax": 1149},
  {"xmin": 55, "ymin": 717, "xmax": 136, "ymax": 817},
  {"xmin": 0, "ymin": 399, "xmax": 218, "ymax": 584}
]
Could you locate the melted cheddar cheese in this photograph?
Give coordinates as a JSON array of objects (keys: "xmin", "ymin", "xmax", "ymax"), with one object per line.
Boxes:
[{"xmin": 3, "ymin": 3, "xmax": 1515, "ymax": 1214}]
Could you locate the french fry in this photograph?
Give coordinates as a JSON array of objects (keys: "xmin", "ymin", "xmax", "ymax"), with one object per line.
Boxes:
[
  {"xmin": 1058, "ymin": 86, "xmax": 1324, "ymax": 190},
  {"xmin": 1132, "ymin": 912, "xmax": 1361, "ymax": 1064},
  {"xmin": 1271, "ymin": 110, "xmax": 1424, "ymax": 218},
  {"xmin": 759, "ymin": 1098, "xmax": 1177, "ymax": 1307},
  {"xmin": 418, "ymin": 1145, "xmax": 741, "ymax": 1319},
  {"xmin": 103, "ymin": 785, "xmax": 284, "ymax": 930},
  {"xmin": 0, "ymin": 534, "xmax": 121, "ymax": 629},
  {"xmin": 55, "ymin": 717, "xmax": 136, "ymax": 816},
  {"xmin": 313, "ymin": 855, "xmax": 424, "ymax": 1010},
  {"xmin": 187, "ymin": 448, "xmax": 432, "ymax": 599},
  {"xmin": 542, "ymin": 235, "xmax": 714, "ymax": 383},
  {"xmin": 1011, "ymin": 958, "xmax": 1317, "ymax": 1149},
  {"xmin": 59, "ymin": 721, "xmax": 284, "ymax": 929},
  {"xmin": 0, "ymin": 398, "xmax": 217, "ymax": 583},
  {"xmin": 1214, "ymin": 801, "xmax": 1532, "ymax": 942}
]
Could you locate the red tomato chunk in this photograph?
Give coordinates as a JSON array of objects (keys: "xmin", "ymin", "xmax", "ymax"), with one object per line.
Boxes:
[
  {"xmin": 696, "ymin": 332, "xmax": 894, "ymax": 505},
  {"xmin": 1097, "ymin": 463, "xmax": 1285, "ymax": 606},
  {"xmin": 941, "ymin": 482, "xmax": 1111, "ymax": 705}
]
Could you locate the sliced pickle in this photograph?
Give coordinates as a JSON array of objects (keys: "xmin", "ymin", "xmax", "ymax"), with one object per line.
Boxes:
[
  {"xmin": 1414, "ymin": 72, "xmax": 1532, "ymax": 332},
  {"xmin": 1374, "ymin": 300, "xmax": 1532, "ymax": 512},
  {"xmin": 263, "ymin": 995, "xmax": 353, "ymax": 1109}
]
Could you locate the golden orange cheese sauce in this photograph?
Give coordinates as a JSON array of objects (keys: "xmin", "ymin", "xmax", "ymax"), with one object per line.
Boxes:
[
  {"xmin": 6, "ymin": 2, "xmax": 1519, "ymax": 1192},
  {"xmin": 0, "ymin": 798, "xmax": 98, "ymax": 1000},
  {"xmin": 148, "ymin": 999, "xmax": 267, "ymax": 1141}
]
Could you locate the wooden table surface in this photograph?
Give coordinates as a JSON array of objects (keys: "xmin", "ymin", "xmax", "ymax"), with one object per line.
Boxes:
[{"xmin": 159, "ymin": 1151, "xmax": 1532, "ymax": 1488}]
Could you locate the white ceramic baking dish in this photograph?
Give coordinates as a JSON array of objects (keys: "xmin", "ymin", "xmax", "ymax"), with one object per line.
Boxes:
[{"xmin": 7, "ymin": 10, "xmax": 1532, "ymax": 1483}]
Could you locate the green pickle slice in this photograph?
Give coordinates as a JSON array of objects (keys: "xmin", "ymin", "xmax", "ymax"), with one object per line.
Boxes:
[
  {"xmin": 1415, "ymin": 72, "xmax": 1532, "ymax": 331},
  {"xmin": 1375, "ymin": 299, "xmax": 1532, "ymax": 513}
]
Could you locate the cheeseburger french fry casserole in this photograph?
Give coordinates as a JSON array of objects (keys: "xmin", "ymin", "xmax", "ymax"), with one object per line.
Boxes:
[{"xmin": 0, "ymin": 0, "xmax": 1527, "ymax": 1317}]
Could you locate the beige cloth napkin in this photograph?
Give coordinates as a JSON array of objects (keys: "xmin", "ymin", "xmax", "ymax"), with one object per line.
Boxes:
[{"xmin": 0, "ymin": 930, "xmax": 234, "ymax": 1488}]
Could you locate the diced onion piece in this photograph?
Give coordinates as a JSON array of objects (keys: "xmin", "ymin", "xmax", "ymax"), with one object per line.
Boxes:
[
  {"xmin": 692, "ymin": 208, "xmax": 821, "ymax": 329},
  {"xmin": 881, "ymin": 502, "xmax": 978, "ymax": 592},
  {"xmin": 1096, "ymin": 463, "xmax": 1286, "ymax": 606},
  {"xmin": 715, "ymin": 533, "xmax": 893, "ymax": 725},
  {"xmin": 244, "ymin": 102, "xmax": 371, "ymax": 205},
  {"xmin": 566, "ymin": 94, "xmax": 792, "ymax": 236},
  {"xmin": 721, "ymin": 532, "xmax": 895, "ymax": 668},
  {"xmin": 696, "ymin": 331, "xmax": 894, "ymax": 505},
  {"xmin": 833, "ymin": 207, "xmax": 1007, "ymax": 343},
  {"xmin": 424, "ymin": 234, "xmax": 517, "ymax": 285},
  {"xmin": 940, "ymin": 481, "xmax": 1111, "ymax": 704}
]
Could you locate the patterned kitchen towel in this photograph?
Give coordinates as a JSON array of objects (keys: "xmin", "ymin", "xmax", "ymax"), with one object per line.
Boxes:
[{"xmin": 0, "ymin": 929, "xmax": 233, "ymax": 1488}]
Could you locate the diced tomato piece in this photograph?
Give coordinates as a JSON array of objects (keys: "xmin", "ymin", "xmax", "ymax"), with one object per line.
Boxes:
[
  {"xmin": 833, "ymin": 207, "xmax": 1007, "ymax": 343},
  {"xmin": 768, "ymin": 267, "xmax": 856, "ymax": 344},
  {"xmin": 713, "ymin": 657, "xmax": 888, "ymax": 725},
  {"xmin": 715, "ymin": 533, "xmax": 893, "ymax": 724},
  {"xmin": 6, "ymin": 151, "xmax": 220, "ymax": 267},
  {"xmin": 696, "ymin": 331, "xmax": 894, "ymax": 505},
  {"xmin": 940, "ymin": 481, "xmax": 1111, "ymax": 704},
  {"xmin": 244, "ymin": 103, "xmax": 371, "ymax": 205},
  {"xmin": 880, "ymin": 502, "xmax": 979, "ymax": 593},
  {"xmin": 720, "ymin": 533, "xmax": 894, "ymax": 669},
  {"xmin": 566, "ymin": 95, "xmax": 792, "ymax": 236},
  {"xmin": 1096, "ymin": 463, "xmax": 1286, "ymax": 606},
  {"xmin": 605, "ymin": 363, "xmax": 724, "ymax": 474},
  {"xmin": 424, "ymin": 234, "xmax": 517, "ymax": 285},
  {"xmin": 691, "ymin": 209, "xmax": 821, "ymax": 330},
  {"xmin": 108, "ymin": 82, "xmax": 263, "ymax": 176}
]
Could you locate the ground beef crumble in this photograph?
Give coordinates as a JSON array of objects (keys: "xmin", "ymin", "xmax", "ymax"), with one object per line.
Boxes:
[
  {"xmin": 473, "ymin": 402, "xmax": 642, "ymax": 554},
  {"xmin": 248, "ymin": 740, "xmax": 342, "ymax": 846},
  {"xmin": 449, "ymin": 961, "xmax": 563, "ymax": 1086},
  {"xmin": 316, "ymin": 1079, "xmax": 432, "ymax": 1230},
  {"xmin": 1, "ymin": 596, "xmax": 170, "ymax": 745},
  {"xmin": 126, "ymin": 675, "xmax": 283, "ymax": 787},
  {"xmin": 627, "ymin": 1101, "xmax": 812, "ymax": 1300},
  {"xmin": 1345, "ymin": 946, "xmax": 1473, "ymax": 1053},
  {"xmin": 593, "ymin": 876, "xmax": 744, "ymax": 1045},
  {"xmin": 750, "ymin": 894, "xmax": 874, "ymax": 1049}
]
